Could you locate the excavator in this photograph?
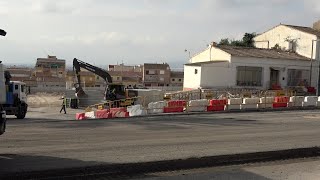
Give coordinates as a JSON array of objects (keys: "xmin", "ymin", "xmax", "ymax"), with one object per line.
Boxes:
[{"xmin": 73, "ymin": 58, "xmax": 127, "ymax": 101}]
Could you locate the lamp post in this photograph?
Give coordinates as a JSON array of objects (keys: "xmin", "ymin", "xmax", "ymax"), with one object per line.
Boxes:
[
  {"xmin": 309, "ymin": 39, "xmax": 320, "ymax": 86},
  {"xmin": 184, "ymin": 49, "xmax": 191, "ymax": 62}
]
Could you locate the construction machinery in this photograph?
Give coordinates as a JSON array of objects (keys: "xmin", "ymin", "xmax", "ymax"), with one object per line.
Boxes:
[
  {"xmin": 0, "ymin": 29, "xmax": 28, "ymax": 135},
  {"xmin": 73, "ymin": 58, "xmax": 127, "ymax": 101}
]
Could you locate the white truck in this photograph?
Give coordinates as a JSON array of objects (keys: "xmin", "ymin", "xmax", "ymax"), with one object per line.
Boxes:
[{"xmin": 0, "ymin": 29, "xmax": 28, "ymax": 135}]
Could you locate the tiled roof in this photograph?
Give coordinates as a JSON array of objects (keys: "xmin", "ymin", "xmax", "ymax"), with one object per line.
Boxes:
[
  {"xmin": 283, "ymin": 24, "xmax": 320, "ymax": 37},
  {"xmin": 217, "ymin": 45, "xmax": 310, "ymax": 61}
]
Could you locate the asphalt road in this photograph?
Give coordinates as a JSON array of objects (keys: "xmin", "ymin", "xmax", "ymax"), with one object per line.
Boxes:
[
  {"xmin": 0, "ymin": 108, "xmax": 320, "ymax": 177},
  {"xmin": 137, "ymin": 157, "xmax": 320, "ymax": 180}
]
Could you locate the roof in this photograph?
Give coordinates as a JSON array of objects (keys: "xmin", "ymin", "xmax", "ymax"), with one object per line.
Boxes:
[
  {"xmin": 170, "ymin": 71, "xmax": 184, "ymax": 78},
  {"xmin": 217, "ymin": 45, "xmax": 310, "ymax": 61},
  {"xmin": 185, "ymin": 60, "xmax": 229, "ymax": 66},
  {"xmin": 143, "ymin": 63, "xmax": 170, "ymax": 70},
  {"xmin": 283, "ymin": 24, "xmax": 320, "ymax": 37}
]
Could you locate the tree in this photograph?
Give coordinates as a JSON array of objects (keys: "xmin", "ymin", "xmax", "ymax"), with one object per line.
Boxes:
[
  {"xmin": 218, "ymin": 38, "xmax": 230, "ymax": 45},
  {"xmin": 218, "ymin": 32, "xmax": 257, "ymax": 47}
]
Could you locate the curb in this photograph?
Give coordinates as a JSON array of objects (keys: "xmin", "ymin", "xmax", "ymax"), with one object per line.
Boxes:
[{"xmin": 2, "ymin": 147, "xmax": 320, "ymax": 179}]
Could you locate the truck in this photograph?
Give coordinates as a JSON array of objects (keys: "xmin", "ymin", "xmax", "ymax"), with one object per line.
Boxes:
[{"xmin": 0, "ymin": 29, "xmax": 28, "ymax": 135}]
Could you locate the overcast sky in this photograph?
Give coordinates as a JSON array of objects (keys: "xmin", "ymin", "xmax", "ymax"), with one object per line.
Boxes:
[{"xmin": 1, "ymin": 0, "xmax": 320, "ymax": 68}]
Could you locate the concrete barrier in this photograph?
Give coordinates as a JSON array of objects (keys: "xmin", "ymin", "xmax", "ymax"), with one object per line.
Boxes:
[
  {"xmin": 148, "ymin": 101, "xmax": 166, "ymax": 114},
  {"xmin": 84, "ymin": 111, "xmax": 96, "ymax": 119}
]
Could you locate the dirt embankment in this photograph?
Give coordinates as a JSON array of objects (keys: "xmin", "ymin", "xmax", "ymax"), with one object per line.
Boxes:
[{"xmin": 27, "ymin": 92, "xmax": 65, "ymax": 108}]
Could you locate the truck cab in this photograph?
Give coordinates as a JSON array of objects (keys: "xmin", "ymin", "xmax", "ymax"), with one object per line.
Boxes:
[{"xmin": 4, "ymin": 81, "xmax": 28, "ymax": 119}]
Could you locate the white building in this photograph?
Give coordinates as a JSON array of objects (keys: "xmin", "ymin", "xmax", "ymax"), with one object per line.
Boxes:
[
  {"xmin": 184, "ymin": 45, "xmax": 317, "ymax": 91},
  {"xmin": 254, "ymin": 21, "xmax": 320, "ymax": 60}
]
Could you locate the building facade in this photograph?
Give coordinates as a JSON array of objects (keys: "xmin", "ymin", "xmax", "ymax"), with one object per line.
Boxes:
[
  {"xmin": 184, "ymin": 45, "xmax": 317, "ymax": 91},
  {"xmin": 170, "ymin": 71, "xmax": 184, "ymax": 87},
  {"xmin": 142, "ymin": 63, "xmax": 171, "ymax": 87},
  {"xmin": 108, "ymin": 64, "xmax": 142, "ymax": 72}
]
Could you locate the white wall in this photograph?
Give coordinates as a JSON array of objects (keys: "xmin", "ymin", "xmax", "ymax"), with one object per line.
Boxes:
[
  {"xmin": 183, "ymin": 65, "xmax": 201, "ymax": 90},
  {"xmin": 231, "ymin": 56, "xmax": 319, "ymax": 89},
  {"xmin": 254, "ymin": 25, "xmax": 319, "ymax": 59},
  {"xmin": 190, "ymin": 46, "xmax": 231, "ymax": 63},
  {"xmin": 200, "ymin": 62, "xmax": 235, "ymax": 88}
]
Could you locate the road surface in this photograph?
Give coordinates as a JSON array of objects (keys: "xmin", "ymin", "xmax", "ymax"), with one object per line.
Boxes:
[{"xmin": 0, "ymin": 108, "xmax": 320, "ymax": 178}]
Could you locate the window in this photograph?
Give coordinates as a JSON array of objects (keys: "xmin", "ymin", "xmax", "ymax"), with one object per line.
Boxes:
[
  {"xmin": 145, "ymin": 84, "xmax": 151, "ymax": 87},
  {"xmin": 117, "ymin": 77, "xmax": 120, "ymax": 80},
  {"xmin": 146, "ymin": 70, "xmax": 155, "ymax": 75},
  {"xmin": 287, "ymin": 69, "xmax": 310, "ymax": 86},
  {"xmin": 15, "ymin": 85, "xmax": 18, "ymax": 90},
  {"xmin": 236, "ymin": 66, "xmax": 262, "ymax": 86},
  {"xmin": 160, "ymin": 77, "xmax": 164, "ymax": 81},
  {"xmin": 195, "ymin": 69, "xmax": 198, "ymax": 74},
  {"xmin": 160, "ymin": 70, "xmax": 165, "ymax": 75},
  {"xmin": 59, "ymin": 72, "xmax": 63, "ymax": 74},
  {"xmin": 172, "ymin": 79, "xmax": 175, "ymax": 82},
  {"xmin": 21, "ymin": 85, "xmax": 25, "ymax": 92},
  {"xmin": 159, "ymin": 83, "xmax": 164, "ymax": 86},
  {"xmin": 178, "ymin": 79, "xmax": 182, "ymax": 82}
]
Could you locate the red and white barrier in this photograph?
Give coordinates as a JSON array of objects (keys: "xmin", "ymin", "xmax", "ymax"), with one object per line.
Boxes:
[
  {"xmin": 164, "ymin": 100, "xmax": 186, "ymax": 113},
  {"xmin": 110, "ymin": 107, "xmax": 129, "ymax": 118},
  {"xmin": 96, "ymin": 109, "xmax": 112, "ymax": 119},
  {"xmin": 273, "ymin": 96, "xmax": 289, "ymax": 108},
  {"xmin": 207, "ymin": 99, "xmax": 227, "ymax": 112}
]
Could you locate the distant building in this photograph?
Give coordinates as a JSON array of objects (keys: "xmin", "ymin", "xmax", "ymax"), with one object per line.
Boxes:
[
  {"xmin": 170, "ymin": 71, "xmax": 184, "ymax": 87},
  {"xmin": 142, "ymin": 63, "xmax": 171, "ymax": 87},
  {"xmin": 6, "ymin": 67, "xmax": 37, "ymax": 88},
  {"xmin": 34, "ymin": 55, "xmax": 66, "ymax": 90},
  {"xmin": 66, "ymin": 70, "xmax": 97, "ymax": 89},
  {"xmin": 108, "ymin": 64, "xmax": 142, "ymax": 72},
  {"xmin": 107, "ymin": 71, "xmax": 143, "ymax": 88}
]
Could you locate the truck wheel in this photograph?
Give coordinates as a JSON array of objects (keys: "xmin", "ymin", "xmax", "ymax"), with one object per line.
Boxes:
[
  {"xmin": 16, "ymin": 106, "xmax": 26, "ymax": 119},
  {"xmin": 0, "ymin": 111, "xmax": 6, "ymax": 135}
]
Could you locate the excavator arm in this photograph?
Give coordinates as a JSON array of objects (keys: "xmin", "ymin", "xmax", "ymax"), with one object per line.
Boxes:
[{"xmin": 73, "ymin": 58, "xmax": 113, "ymax": 97}]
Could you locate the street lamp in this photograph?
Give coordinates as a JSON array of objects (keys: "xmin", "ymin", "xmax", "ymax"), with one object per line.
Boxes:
[
  {"xmin": 184, "ymin": 49, "xmax": 191, "ymax": 62},
  {"xmin": 309, "ymin": 39, "xmax": 320, "ymax": 85}
]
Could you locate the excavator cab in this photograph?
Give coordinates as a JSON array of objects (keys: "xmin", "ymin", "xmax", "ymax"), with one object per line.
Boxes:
[{"xmin": 105, "ymin": 84, "xmax": 126, "ymax": 101}]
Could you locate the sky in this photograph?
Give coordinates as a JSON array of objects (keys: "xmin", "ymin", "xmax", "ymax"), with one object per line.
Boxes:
[{"xmin": 1, "ymin": 0, "xmax": 320, "ymax": 68}]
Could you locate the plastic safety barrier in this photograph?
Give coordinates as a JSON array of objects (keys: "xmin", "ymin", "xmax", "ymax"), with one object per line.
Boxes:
[
  {"xmin": 302, "ymin": 96, "xmax": 318, "ymax": 107},
  {"xmin": 241, "ymin": 98, "xmax": 259, "ymax": 110},
  {"xmin": 258, "ymin": 97, "xmax": 274, "ymax": 109},
  {"xmin": 189, "ymin": 99, "xmax": 209, "ymax": 107},
  {"xmin": 227, "ymin": 98, "xmax": 242, "ymax": 110},
  {"xmin": 96, "ymin": 109, "xmax": 112, "ymax": 119},
  {"xmin": 164, "ymin": 100, "xmax": 186, "ymax": 113},
  {"xmin": 127, "ymin": 105, "xmax": 147, "ymax": 116},
  {"xmin": 273, "ymin": 96, "xmax": 289, "ymax": 108},
  {"xmin": 288, "ymin": 96, "xmax": 304, "ymax": 107},
  {"xmin": 84, "ymin": 111, "xmax": 96, "ymax": 119},
  {"xmin": 207, "ymin": 99, "xmax": 227, "ymax": 112},
  {"xmin": 76, "ymin": 113, "xmax": 86, "ymax": 120},
  {"xmin": 148, "ymin": 101, "xmax": 166, "ymax": 114},
  {"xmin": 187, "ymin": 99, "xmax": 208, "ymax": 112},
  {"xmin": 110, "ymin": 107, "xmax": 129, "ymax": 118}
]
